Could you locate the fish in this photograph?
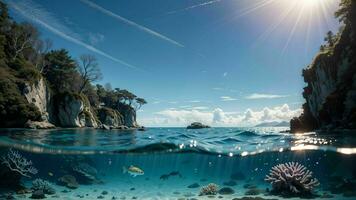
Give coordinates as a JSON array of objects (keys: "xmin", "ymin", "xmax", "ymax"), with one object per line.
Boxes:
[
  {"xmin": 123, "ymin": 165, "xmax": 144, "ymax": 177},
  {"xmin": 169, "ymin": 171, "xmax": 182, "ymax": 178},
  {"xmin": 160, "ymin": 174, "xmax": 170, "ymax": 180},
  {"xmin": 48, "ymin": 172, "xmax": 53, "ymax": 177}
]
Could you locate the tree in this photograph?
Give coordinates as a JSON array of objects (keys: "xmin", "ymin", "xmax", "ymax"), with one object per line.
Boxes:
[
  {"xmin": 324, "ymin": 31, "xmax": 335, "ymax": 47},
  {"xmin": 78, "ymin": 54, "xmax": 102, "ymax": 93},
  {"xmin": 31, "ymin": 38, "xmax": 52, "ymax": 73},
  {"xmin": 44, "ymin": 49, "xmax": 77, "ymax": 93},
  {"xmin": 9, "ymin": 23, "xmax": 39, "ymax": 60},
  {"xmin": 135, "ymin": 97, "xmax": 147, "ymax": 110}
]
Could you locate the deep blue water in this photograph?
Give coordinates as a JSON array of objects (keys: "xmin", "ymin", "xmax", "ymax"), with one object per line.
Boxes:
[{"xmin": 0, "ymin": 127, "xmax": 356, "ymax": 199}]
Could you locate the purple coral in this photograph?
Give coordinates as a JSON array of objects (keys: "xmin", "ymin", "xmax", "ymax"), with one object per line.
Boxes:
[
  {"xmin": 265, "ymin": 162, "xmax": 319, "ymax": 194},
  {"xmin": 1, "ymin": 149, "xmax": 38, "ymax": 178}
]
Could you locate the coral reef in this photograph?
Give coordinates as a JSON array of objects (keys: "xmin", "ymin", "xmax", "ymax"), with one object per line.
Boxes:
[
  {"xmin": 31, "ymin": 178, "xmax": 56, "ymax": 195},
  {"xmin": 199, "ymin": 183, "xmax": 219, "ymax": 196},
  {"xmin": 1, "ymin": 149, "xmax": 37, "ymax": 178},
  {"xmin": 265, "ymin": 162, "xmax": 319, "ymax": 194}
]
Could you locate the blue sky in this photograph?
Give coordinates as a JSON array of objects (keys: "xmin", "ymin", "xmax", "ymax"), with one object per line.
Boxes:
[{"xmin": 7, "ymin": 0, "xmax": 341, "ymax": 126}]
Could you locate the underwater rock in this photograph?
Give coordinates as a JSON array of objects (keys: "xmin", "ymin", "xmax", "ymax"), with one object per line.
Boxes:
[
  {"xmin": 245, "ymin": 188, "xmax": 264, "ymax": 195},
  {"xmin": 230, "ymin": 172, "xmax": 246, "ymax": 180},
  {"xmin": 223, "ymin": 180, "xmax": 237, "ymax": 186},
  {"xmin": 0, "ymin": 193, "xmax": 15, "ymax": 200},
  {"xmin": 199, "ymin": 183, "xmax": 219, "ymax": 196},
  {"xmin": 102, "ymin": 191, "xmax": 108, "ymax": 195},
  {"xmin": 57, "ymin": 175, "xmax": 79, "ymax": 189},
  {"xmin": 187, "ymin": 183, "xmax": 200, "ymax": 188},
  {"xmin": 72, "ymin": 162, "xmax": 98, "ymax": 184},
  {"xmin": 187, "ymin": 122, "xmax": 210, "ymax": 129},
  {"xmin": 97, "ymin": 195, "xmax": 105, "ymax": 199},
  {"xmin": 30, "ymin": 190, "xmax": 45, "ymax": 199},
  {"xmin": 16, "ymin": 188, "xmax": 31, "ymax": 194},
  {"xmin": 265, "ymin": 162, "xmax": 319, "ymax": 195},
  {"xmin": 130, "ymin": 188, "xmax": 135, "ymax": 191},
  {"xmin": 218, "ymin": 187, "xmax": 235, "ymax": 195},
  {"xmin": 32, "ymin": 178, "xmax": 56, "ymax": 195}
]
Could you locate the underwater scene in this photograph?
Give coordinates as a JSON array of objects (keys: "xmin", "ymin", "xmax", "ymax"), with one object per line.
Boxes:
[{"xmin": 1, "ymin": 128, "xmax": 356, "ymax": 200}]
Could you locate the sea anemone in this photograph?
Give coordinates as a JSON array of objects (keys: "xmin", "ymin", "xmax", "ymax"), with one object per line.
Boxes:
[
  {"xmin": 265, "ymin": 162, "xmax": 319, "ymax": 194},
  {"xmin": 199, "ymin": 183, "xmax": 219, "ymax": 196}
]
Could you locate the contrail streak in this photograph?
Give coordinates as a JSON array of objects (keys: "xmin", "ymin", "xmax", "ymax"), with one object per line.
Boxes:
[
  {"xmin": 80, "ymin": 0, "xmax": 184, "ymax": 48},
  {"xmin": 8, "ymin": 0, "xmax": 140, "ymax": 70},
  {"xmin": 165, "ymin": 0, "xmax": 221, "ymax": 15}
]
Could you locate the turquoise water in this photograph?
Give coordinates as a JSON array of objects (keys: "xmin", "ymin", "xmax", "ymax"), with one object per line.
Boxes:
[{"xmin": 1, "ymin": 127, "xmax": 356, "ymax": 199}]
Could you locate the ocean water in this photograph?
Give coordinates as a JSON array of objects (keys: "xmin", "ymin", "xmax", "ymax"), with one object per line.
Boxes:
[{"xmin": 0, "ymin": 127, "xmax": 356, "ymax": 200}]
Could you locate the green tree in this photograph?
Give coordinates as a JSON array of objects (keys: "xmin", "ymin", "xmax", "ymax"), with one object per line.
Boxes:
[
  {"xmin": 135, "ymin": 97, "xmax": 147, "ymax": 110},
  {"xmin": 44, "ymin": 49, "xmax": 77, "ymax": 93}
]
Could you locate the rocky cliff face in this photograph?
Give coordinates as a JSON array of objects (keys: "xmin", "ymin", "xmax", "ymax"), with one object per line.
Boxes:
[
  {"xmin": 97, "ymin": 107, "xmax": 124, "ymax": 128},
  {"xmin": 290, "ymin": 15, "xmax": 356, "ymax": 132},
  {"xmin": 22, "ymin": 78, "xmax": 51, "ymax": 122},
  {"xmin": 118, "ymin": 104, "xmax": 138, "ymax": 128},
  {"xmin": 56, "ymin": 93, "xmax": 98, "ymax": 128}
]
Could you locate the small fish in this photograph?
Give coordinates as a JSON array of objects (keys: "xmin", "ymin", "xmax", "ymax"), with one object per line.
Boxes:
[
  {"xmin": 48, "ymin": 172, "xmax": 53, "ymax": 177},
  {"xmin": 169, "ymin": 171, "xmax": 182, "ymax": 178},
  {"xmin": 160, "ymin": 174, "xmax": 170, "ymax": 180},
  {"xmin": 123, "ymin": 165, "xmax": 144, "ymax": 177}
]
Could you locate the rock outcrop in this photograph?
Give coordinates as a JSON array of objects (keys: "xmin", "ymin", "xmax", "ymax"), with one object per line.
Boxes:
[
  {"xmin": 290, "ymin": 1, "xmax": 356, "ymax": 133},
  {"xmin": 187, "ymin": 122, "xmax": 211, "ymax": 129},
  {"xmin": 118, "ymin": 104, "xmax": 138, "ymax": 128},
  {"xmin": 97, "ymin": 107, "xmax": 124, "ymax": 128},
  {"xmin": 56, "ymin": 93, "xmax": 98, "ymax": 128}
]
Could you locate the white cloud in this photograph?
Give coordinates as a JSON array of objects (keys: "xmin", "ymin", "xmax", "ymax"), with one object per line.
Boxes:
[
  {"xmin": 8, "ymin": 0, "xmax": 139, "ymax": 70},
  {"xmin": 223, "ymin": 72, "xmax": 228, "ymax": 77},
  {"xmin": 187, "ymin": 100, "xmax": 201, "ymax": 103},
  {"xmin": 139, "ymin": 104, "xmax": 302, "ymax": 127},
  {"xmin": 88, "ymin": 32, "xmax": 105, "ymax": 45},
  {"xmin": 245, "ymin": 93, "xmax": 289, "ymax": 99},
  {"xmin": 220, "ymin": 96, "xmax": 237, "ymax": 101}
]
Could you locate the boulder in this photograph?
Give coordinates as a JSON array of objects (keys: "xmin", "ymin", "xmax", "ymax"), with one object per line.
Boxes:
[
  {"xmin": 57, "ymin": 175, "xmax": 79, "ymax": 189},
  {"xmin": 25, "ymin": 120, "xmax": 55, "ymax": 129},
  {"xmin": 187, "ymin": 122, "xmax": 210, "ymax": 129},
  {"xmin": 30, "ymin": 190, "xmax": 45, "ymax": 199}
]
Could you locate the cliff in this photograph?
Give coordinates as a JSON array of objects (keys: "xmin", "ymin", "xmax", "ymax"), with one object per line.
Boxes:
[
  {"xmin": 0, "ymin": 1, "xmax": 144, "ymax": 129},
  {"xmin": 290, "ymin": 0, "xmax": 356, "ymax": 132}
]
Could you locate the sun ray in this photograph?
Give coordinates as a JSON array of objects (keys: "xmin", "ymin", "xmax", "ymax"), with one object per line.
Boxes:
[
  {"xmin": 251, "ymin": 1, "xmax": 297, "ymax": 48},
  {"xmin": 282, "ymin": 4, "xmax": 306, "ymax": 54}
]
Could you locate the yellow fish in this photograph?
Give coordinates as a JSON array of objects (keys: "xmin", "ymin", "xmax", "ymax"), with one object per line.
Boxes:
[{"xmin": 123, "ymin": 165, "xmax": 144, "ymax": 177}]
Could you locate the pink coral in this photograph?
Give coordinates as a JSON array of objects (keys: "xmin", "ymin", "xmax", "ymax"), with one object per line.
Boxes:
[
  {"xmin": 1, "ymin": 149, "xmax": 38, "ymax": 178},
  {"xmin": 265, "ymin": 162, "xmax": 319, "ymax": 194}
]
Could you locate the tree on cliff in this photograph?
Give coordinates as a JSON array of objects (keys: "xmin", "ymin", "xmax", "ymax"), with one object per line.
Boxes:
[
  {"xmin": 135, "ymin": 97, "xmax": 147, "ymax": 110},
  {"xmin": 78, "ymin": 54, "xmax": 102, "ymax": 93},
  {"xmin": 44, "ymin": 49, "xmax": 78, "ymax": 93}
]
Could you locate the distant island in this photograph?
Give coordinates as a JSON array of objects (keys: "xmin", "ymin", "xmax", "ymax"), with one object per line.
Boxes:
[
  {"xmin": 255, "ymin": 121, "xmax": 289, "ymax": 127},
  {"xmin": 0, "ymin": 2, "xmax": 146, "ymax": 129},
  {"xmin": 290, "ymin": 0, "xmax": 355, "ymax": 133}
]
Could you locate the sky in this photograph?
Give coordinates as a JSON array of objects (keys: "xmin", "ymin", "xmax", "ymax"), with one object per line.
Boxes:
[{"xmin": 6, "ymin": 0, "xmax": 341, "ymax": 127}]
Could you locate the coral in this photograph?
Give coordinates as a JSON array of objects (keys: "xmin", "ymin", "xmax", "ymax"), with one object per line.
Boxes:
[
  {"xmin": 1, "ymin": 149, "xmax": 38, "ymax": 178},
  {"xmin": 31, "ymin": 178, "xmax": 55, "ymax": 195},
  {"xmin": 265, "ymin": 162, "xmax": 319, "ymax": 194},
  {"xmin": 199, "ymin": 183, "xmax": 219, "ymax": 196}
]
